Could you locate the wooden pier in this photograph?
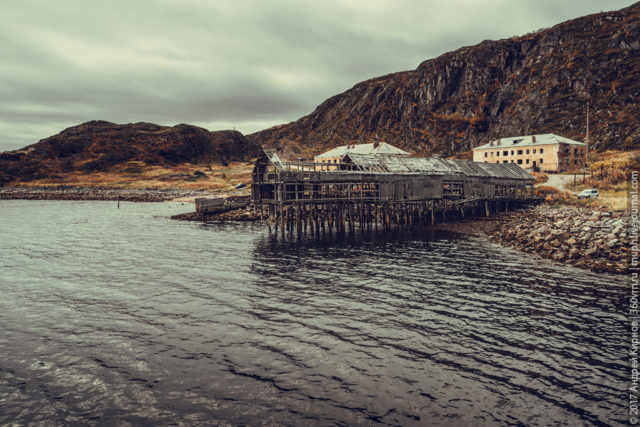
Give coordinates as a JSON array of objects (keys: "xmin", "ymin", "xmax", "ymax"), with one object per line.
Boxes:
[{"xmin": 251, "ymin": 150, "xmax": 537, "ymax": 236}]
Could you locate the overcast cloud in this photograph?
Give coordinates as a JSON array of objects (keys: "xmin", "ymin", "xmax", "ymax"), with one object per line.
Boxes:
[{"xmin": 0, "ymin": 0, "xmax": 634, "ymax": 151}]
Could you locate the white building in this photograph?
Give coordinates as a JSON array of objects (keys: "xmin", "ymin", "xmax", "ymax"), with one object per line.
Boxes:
[{"xmin": 314, "ymin": 142, "xmax": 410, "ymax": 165}]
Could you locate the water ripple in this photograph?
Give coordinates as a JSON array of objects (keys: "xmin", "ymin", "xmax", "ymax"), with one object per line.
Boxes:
[{"xmin": 0, "ymin": 200, "xmax": 626, "ymax": 426}]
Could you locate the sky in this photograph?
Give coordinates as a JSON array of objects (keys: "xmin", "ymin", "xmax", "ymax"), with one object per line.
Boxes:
[{"xmin": 0, "ymin": 0, "xmax": 635, "ymax": 151}]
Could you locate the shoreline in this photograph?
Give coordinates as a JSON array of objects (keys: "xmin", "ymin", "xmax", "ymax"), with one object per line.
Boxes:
[
  {"xmin": 0, "ymin": 185, "xmax": 215, "ymax": 202},
  {"xmin": 2, "ymin": 186, "xmax": 627, "ymax": 274},
  {"xmin": 436, "ymin": 205, "xmax": 627, "ymax": 274}
]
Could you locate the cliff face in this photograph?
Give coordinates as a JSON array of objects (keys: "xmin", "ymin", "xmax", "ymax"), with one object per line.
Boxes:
[
  {"xmin": 0, "ymin": 121, "xmax": 261, "ymax": 184},
  {"xmin": 251, "ymin": 3, "xmax": 640, "ymax": 156}
]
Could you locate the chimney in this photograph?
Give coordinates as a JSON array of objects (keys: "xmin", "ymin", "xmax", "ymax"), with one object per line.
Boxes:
[{"xmin": 532, "ymin": 135, "xmax": 536, "ymax": 143}]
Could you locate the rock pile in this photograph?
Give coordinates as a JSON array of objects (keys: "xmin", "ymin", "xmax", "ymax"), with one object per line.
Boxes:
[
  {"xmin": 172, "ymin": 207, "xmax": 261, "ymax": 222},
  {"xmin": 490, "ymin": 204, "xmax": 627, "ymax": 274}
]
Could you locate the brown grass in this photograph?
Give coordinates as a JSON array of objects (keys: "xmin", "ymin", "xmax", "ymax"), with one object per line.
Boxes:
[
  {"xmin": 536, "ymin": 184, "xmax": 624, "ymax": 210},
  {"xmin": 535, "ymin": 185, "xmax": 564, "ymax": 197},
  {"xmin": 563, "ymin": 150, "xmax": 640, "ymax": 196},
  {"xmin": 530, "ymin": 171, "xmax": 548, "ymax": 184},
  {"xmin": 13, "ymin": 161, "xmax": 255, "ymax": 192}
]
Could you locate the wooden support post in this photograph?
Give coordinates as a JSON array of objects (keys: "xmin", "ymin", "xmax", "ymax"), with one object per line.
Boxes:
[
  {"xmin": 280, "ymin": 206, "xmax": 285, "ymax": 239},
  {"xmin": 273, "ymin": 206, "xmax": 278, "ymax": 235},
  {"xmin": 431, "ymin": 200, "xmax": 435, "ymax": 226},
  {"xmin": 374, "ymin": 204, "xmax": 378, "ymax": 231},
  {"xmin": 385, "ymin": 204, "xmax": 390, "ymax": 230}
]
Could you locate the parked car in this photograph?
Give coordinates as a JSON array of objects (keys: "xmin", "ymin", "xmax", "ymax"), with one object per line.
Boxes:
[{"xmin": 578, "ymin": 189, "xmax": 599, "ymax": 199}]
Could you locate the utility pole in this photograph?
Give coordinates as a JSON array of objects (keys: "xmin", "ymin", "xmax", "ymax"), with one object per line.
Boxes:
[{"xmin": 585, "ymin": 100, "xmax": 590, "ymax": 145}]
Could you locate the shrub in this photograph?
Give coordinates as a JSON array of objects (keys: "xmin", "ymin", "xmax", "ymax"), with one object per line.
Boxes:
[
  {"xmin": 583, "ymin": 157, "xmax": 629, "ymax": 190},
  {"xmin": 534, "ymin": 185, "xmax": 572, "ymax": 203},
  {"xmin": 123, "ymin": 160, "xmax": 146, "ymax": 174},
  {"xmin": 531, "ymin": 171, "xmax": 548, "ymax": 184},
  {"xmin": 535, "ymin": 185, "xmax": 562, "ymax": 197}
]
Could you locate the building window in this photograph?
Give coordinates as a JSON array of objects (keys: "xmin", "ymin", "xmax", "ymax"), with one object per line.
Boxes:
[
  {"xmin": 503, "ymin": 160, "xmax": 508, "ymax": 163},
  {"xmin": 540, "ymin": 149, "xmax": 544, "ymax": 153},
  {"xmin": 503, "ymin": 151, "xmax": 508, "ymax": 156},
  {"xmin": 511, "ymin": 150, "xmax": 514, "ymax": 155},
  {"xmin": 533, "ymin": 149, "xmax": 536, "ymax": 154},
  {"xmin": 526, "ymin": 149, "xmax": 529, "ymax": 154},
  {"xmin": 526, "ymin": 159, "xmax": 530, "ymax": 164},
  {"xmin": 540, "ymin": 159, "xmax": 543, "ymax": 164},
  {"xmin": 517, "ymin": 150, "xmax": 523, "ymax": 155},
  {"xmin": 496, "ymin": 152, "xmax": 500, "ymax": 157},
  {"xmin": 574, "ymin": 148, "xmax": 578, "ymax": 154},
  {"xmin": 484, "ymin": 152, "xmax": 488, "ymax": 157},
  {"xmin": 574, "ymin": 159, "xmax": 578, "ymax": 164},
  {"xmin": 511, "ymin": 160, "xmax": 514, "ymax": 163},
  {"xmin": 517, "ymin": 159, "xmax": 523, "ymax": 164}
]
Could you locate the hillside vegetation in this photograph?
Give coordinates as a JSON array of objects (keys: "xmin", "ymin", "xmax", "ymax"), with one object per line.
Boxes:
[{"xmin": 0, "ymin": 121, "xmax": 261, "ymax": 187}]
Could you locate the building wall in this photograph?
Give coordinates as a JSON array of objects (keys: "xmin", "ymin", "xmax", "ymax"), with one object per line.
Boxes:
[
  {"xmin": 315, "ymin": 156, "xmax": 342, "ymax": 164},
  {"xmin": 473, "ymin": 143, "xmax": 587, "ymax": 172},
  {"xmin": 314, "ymin": 156, "xmax": 342, "ymax": 170}
]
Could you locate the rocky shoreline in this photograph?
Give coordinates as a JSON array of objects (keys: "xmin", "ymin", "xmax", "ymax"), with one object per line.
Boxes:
[
  {"xmin": 482, "ymin": 205, "xmax": 627, "ymax": 274},
  {"xmin": 0, "ymin": 185, "xmax": 212, "ymax": 202},
  {"xmin": 172, "ymin": 208, "xmax": 261, "ymax": 222}
]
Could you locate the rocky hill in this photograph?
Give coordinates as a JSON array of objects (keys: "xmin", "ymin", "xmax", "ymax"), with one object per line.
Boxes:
[
  {"xmin": 251, "ymin": 3, "xmax": 640, "ymax": 157},
  {"xmin": 0, "ymin": 121, "xmax": 261, "ymax": 184}
]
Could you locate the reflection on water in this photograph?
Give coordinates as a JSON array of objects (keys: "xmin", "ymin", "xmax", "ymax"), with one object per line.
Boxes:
[{"xmin": 0, "ymin": 200, "xmax": 626, "ymax": 426}]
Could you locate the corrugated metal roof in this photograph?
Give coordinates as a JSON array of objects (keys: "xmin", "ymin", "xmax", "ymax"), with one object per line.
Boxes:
[
  {"xmin": 474, "ymin": 133, "xmax": 587, "ymax": 150},
  {"xmin": 342, "ymin": 154, "xmax": 533, "ymax": 180},
  {"xmin": 265, "ymin": 151, "xmax": 283, "ymax": 165},
  {"xmin": 314, "ymin": 142, "xmax": 410, "ymax": 159}
]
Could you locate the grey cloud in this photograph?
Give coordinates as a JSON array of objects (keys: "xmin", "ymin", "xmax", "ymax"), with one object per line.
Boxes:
[{"xmin": 0, "ymin": 0, "xmax": 635, "ymax": 151}]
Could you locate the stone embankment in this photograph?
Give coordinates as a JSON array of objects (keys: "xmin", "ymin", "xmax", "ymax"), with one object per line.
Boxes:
[
  {"xmin": 172, "ymin": 207, "xmax": 260, "ymax": 222},
  {"xmin": 173, "ymin": 195, "xmax": 258, "ymax": 221},
  {"xmin": 489, "ymin": 204, "xmax": 627, "ymax": 274},
  {"xmin": 0, "ymin": 185, "xmax": 211, "ymax": 202}
]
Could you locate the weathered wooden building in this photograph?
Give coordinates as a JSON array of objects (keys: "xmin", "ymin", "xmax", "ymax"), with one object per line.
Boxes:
[{"xmin": 252, "ymin": 149, "xmax": 535, "ymax": 235}]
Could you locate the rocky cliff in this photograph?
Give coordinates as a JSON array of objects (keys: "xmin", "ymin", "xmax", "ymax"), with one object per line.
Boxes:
[
  {"xmin": 251, "ymin": 3, "xmax": 640, "ymax": 157},
  {"xmin": 0, "ymin": 121, "xmax": 261, "ymax": 184}
]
